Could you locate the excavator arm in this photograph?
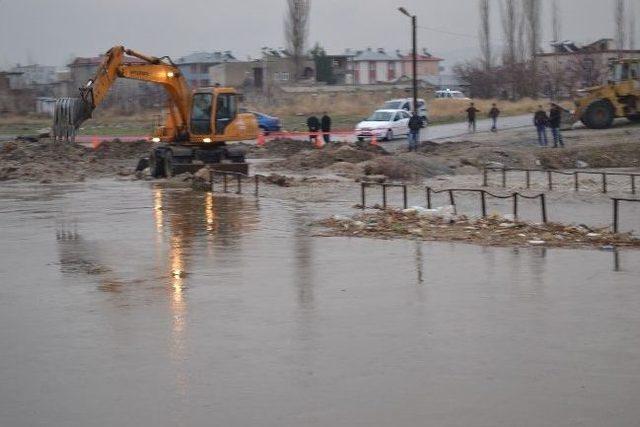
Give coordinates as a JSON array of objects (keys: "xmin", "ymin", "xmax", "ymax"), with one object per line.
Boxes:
[{"xmin": 53, "ymin": 46, "xmax": 191, "ymax": 142}]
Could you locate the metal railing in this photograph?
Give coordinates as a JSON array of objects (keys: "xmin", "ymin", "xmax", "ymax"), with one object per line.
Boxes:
[
  {"xmin": 360, "ymin": 182, "xmax": 547, "ymax": 223},
  {"xmin": 483, "ymin": 167, "xmax": 640, "ymax": 194},
  {"xmin": 209, "ymin": 170, "xmax": 263, "ymax": 196},
  {"xmin": 612, "ymin": 197, "xmax": 640, "ymax": 233}
]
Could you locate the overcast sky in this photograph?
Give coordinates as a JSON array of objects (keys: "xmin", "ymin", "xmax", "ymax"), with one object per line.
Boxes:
[{"xmin": 0, "ymin": 0, "xmax": 637, "ymax": 69}]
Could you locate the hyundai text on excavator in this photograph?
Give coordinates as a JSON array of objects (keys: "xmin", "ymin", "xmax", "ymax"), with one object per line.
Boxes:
[{"xmin": 52, "ymin": 46, "xmax": 259, "ymax": 177}]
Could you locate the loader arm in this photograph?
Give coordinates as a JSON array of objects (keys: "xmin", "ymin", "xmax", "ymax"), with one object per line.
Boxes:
[{"xmin": 53, "ymin": 45, "xmax": 191, "ymax": 141}]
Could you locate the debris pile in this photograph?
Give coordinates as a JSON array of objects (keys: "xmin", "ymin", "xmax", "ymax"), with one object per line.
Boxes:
[
  {"xmin": 317, "ymin": 208, "xmax": 640, "ymax": 249},
  {"xmin": 0, "ymin": 139, "xmax": 150, "ymax": 183}
]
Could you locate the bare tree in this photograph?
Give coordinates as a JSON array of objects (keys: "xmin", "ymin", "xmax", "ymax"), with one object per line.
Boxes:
[
  {"xmin": 551, "ymin": 0, "xmax": 561, "ymax": 42},
  {"xmin": 523, "ymin": 0, "xmax": 541, "ymax": 95},
  {"xmin": 615, "ymin": 0, "xmax": 625, "ymax": 50},
  {"xmin": 284, "ymin": 0, "xmax": 311, "ymax": 82},
  {"xmin": 479, "ymin": 0, "xmax": 492, "ymax": 71},
  {"xmin": 500, "ymin": 0, "xmax": 518, "ymax": 66},
  {"xmin": 629, "ymin": 1, "xmax": 637, "ymax": 50}
]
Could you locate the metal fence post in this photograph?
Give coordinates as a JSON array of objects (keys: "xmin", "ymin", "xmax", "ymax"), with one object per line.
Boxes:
[
  {"xmin": 613, "ymin": 198, "xmax": 619, "ymax": 233},
  {"xmin": 382, "ymin": 184, "xmax": 388, "ymax": 209},
  {"xmin": 574, "ymin": 172, "xmax": 579, "ymax": 192},
  {"xmin": 526, "ymin": 170, "xmax": 531, "ymax": 189},
  {"xmin": 632, "ymin": 175, "xmax": 637, "ymax": 195},
  {"xmin": 403, "ymin": 185, "xmax": 408, "ymax": 209},
  {"xmin": 602, "ymin": 173, "xmax": 607, "ymax": 194},
  {"xmin": 236, "ymin": 174, "xmax": 242, "ymax": 194},
  {"xmin": 482, "ymin": 169, "xmax": 488, "ymax": 187},
  {"xmin": 360, "ymin": 183, "xmax": 366, "ymax": 209},
  {"xmin": 540, "ymin": 194, "xmax": 548, "ymax": 223},
  {"xmin": 223, "ymin": 173, "xmax": 228, "ymax": 193},
  {"xmin": 501, "ymin": 168, "xmax": 507, "ymax": 188},
  {"xmin": 448, "ymin": 190, "xmax": 455, "ymax": 208},
  {"xmin": 254, "ymin": 175, "xmax": 259, "ymax": 196},
  {"xmin": 480, "ymin": 190, "xmax": 487, "ymax": 217},
  {"xmin": 513, "ymin": 193, "xmax": 519, "ymax": 220},
  {"xmin": 426, "ymin": 187, "xmax": 432, "ymax": 209},
  {"xmin": 547, "ymin": 171, "xmax": 553, "ymax": 191}
]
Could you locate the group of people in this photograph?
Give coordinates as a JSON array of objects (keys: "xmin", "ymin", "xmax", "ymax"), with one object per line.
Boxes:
[
  {"xmin": 465, "ymin": 102, "xmax": 501, "ymax": 133},
  {"xmin": 533, "ymin": 103, "xmax": 565, "ymax": 148},
  {"xmin": 306, "ymin": 113, "xmax": 332, "ymax": 144}
]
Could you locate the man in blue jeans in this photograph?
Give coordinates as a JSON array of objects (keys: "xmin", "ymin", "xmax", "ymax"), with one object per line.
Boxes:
[
  {"xmin": 407, "ymin": 112, "xmax": 422, "ymax": 152},
  {"xmin": 548, "ymin": 103, "xmax": 565, "ymax": 148},
  {"xmin": 533, "ymin": 105, "xmax": 549, "ymax": 146}
]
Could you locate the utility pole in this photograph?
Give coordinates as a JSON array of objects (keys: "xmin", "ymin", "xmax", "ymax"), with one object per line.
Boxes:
[{"xmin": 399, "ymin": 7, "xmax": 418, "ymax": 115}]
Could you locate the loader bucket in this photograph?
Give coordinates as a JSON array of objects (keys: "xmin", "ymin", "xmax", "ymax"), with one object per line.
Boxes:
[{"xmin": 52, "ymin": 97, "xmax": 93, "ymax": 143}]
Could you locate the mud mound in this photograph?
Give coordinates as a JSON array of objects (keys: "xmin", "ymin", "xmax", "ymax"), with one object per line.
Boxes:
[
  {"xmin": 270, "ymin": 144, "xmax": 381, "ymax": 170},
  {"xmin": 536, "ymin": 142, "xmax": 640, "ymax": 169},
  {"xmin": 0, "ymin": 139, "xmax": 147, "ymax": 182},
  {"xmin": 363, "ymin": 154, "xmax": 455, "ymax": 180}
]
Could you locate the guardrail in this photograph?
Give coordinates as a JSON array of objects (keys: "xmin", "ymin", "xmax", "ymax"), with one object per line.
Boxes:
[
  {"xmin": 483, "ymin": 167, "xmax": 640, "ymax": 194},
  {"xmin": 612, "ymin": 197, "xmax": 640, "ymax": 233}
]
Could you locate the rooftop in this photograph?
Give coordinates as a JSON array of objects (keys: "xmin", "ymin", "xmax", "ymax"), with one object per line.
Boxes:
[{"xmin": 176, "ymin": 51, "xmax": 237, "ymax": 64}]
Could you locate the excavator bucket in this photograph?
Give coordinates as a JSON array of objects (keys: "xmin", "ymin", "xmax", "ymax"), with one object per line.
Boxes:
[{"xmin": 52, "ymin": 97, "xmax": 93, "ymax": 143}]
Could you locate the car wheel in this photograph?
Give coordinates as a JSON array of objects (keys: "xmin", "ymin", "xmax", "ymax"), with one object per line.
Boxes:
[{"xmin": 385, "ymin": 130, "xmax": 393, "ymax": 141}]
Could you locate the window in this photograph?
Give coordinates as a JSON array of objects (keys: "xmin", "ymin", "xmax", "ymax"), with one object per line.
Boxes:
[
  {"xmin": 388, "ymin": 62, "xmax": 395, "ymax": 80},
  {"xmin": 215, "ymin": 94, "xmax": 237, "ymax": 135},
  {"xmin": 200, "ymin": 79, "xmax": 209, "ymax": 87},
  {"xmin": 273, "ymin": 72, "xmax": 280, "ymax": 81},
  {"xmin": 394, "ymin": 113, "xmax": 402, "ymax": 121},
  {"xmin": 281, "ymin": 72, "xmax": 290, "ymax": 81},
  {"xmin": 190, "ymin": 93, "xmax": 213, "ymax": 134},
  {"xmin": 190, "ymin": 64, "xmax": 197, "ymax": 74},
  {"xmin": 200, "ymin": 64, "xmax": 210, "ymax": 74},
  {"xmin": 190, "ymin": 79, "xmax": 198, "ymax": 87}
]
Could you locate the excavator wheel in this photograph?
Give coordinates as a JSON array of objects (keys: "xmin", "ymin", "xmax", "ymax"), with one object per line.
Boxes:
[
  {"xmin": 583, "ymin": 100, "xmax": 614, "ymax": 129},
  {"xmin": 163, "ymin": 151, "xmax": 174, "ymax": 178},
  {"xmin": 149, "ymin": 150, "xmax": 164, "ymax": 178}
]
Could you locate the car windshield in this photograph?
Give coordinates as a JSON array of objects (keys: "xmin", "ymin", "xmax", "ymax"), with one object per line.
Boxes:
[
  {"xmin": 383, "ymin": 101, "xmax": 402, "ymax": 109},
  {"xmin": 367, "ymin": 111, "xmax": 393, "ymax": 121}
]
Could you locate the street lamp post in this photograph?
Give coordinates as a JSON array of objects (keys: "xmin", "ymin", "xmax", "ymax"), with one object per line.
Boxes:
[{"xmin": 398, "ymin": 7, "xmax": 418, "ymax": 115}]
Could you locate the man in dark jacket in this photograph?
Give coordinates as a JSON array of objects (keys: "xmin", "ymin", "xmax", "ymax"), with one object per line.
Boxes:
[
  {"xmin": 489, "ymin": 103, "xmax": 500, "ymax": 132},
  {"xmin": 533, "ymin": 106, "xmax": 549, "ymax": 146},
  {"xmin": 407, "ymin": 112, "xmax": 422, "ymax": 152},
  {"xmin": 466, "ymin": 102, "xmax": 480, "ymax": 133},
  {"xmin": 320, "ymin": 112, "xmax": 331, "ymax": 144},
  {"xmin": 548, "ymin": 103, "xmax": 565, "ymax": 148},
  {"xmin": 306, "ymin": 115, "xmax": 320, "ymax": 143}
]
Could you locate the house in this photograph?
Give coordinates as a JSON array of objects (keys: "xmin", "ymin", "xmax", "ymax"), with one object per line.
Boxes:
[
  {"xmin": 349, "ymin": 48, "xmax": 443, "ymax": 85},
  {"xmin": 0, "ymin": 71, "xmax": 35, "ymax": 114},
  {"xmin": 209, "ymin": 48, "xmax": 315, "ymax": 90},
  {"xmin": 9, "ymin": 64, "xmax": 57, "ymax": 88},
  {"xmin": 537, "ymin": 38, "xmax": 640, "ymax": 93},
  {"xmin": 175, "ymin": 51, "xmax": 237, "ymax": 88},
  {"xmin": 325, "ymin": 53, "xmax": 356, "ymax": 85}
]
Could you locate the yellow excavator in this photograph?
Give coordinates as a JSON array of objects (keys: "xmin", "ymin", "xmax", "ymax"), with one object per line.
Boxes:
[
  {"xmin": 574, "ymin": 58, "xmax": 640, "ymax": 129},
  {"xmin": 53, "ymin": 46, "xmax": 258, "ymax": 176}
]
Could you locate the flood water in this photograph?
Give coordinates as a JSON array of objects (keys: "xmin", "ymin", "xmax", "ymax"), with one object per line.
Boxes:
[{"xmin": 1, "ymin": 180, "xmax": 639, "ymax": 427}]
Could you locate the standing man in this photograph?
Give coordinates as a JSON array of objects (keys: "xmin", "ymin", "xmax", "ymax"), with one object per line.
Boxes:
[
  {"xmin": 548, "ymin": 103, "xmax": 565, "ymax": 148},
  {"xmin": 466, "ymin": 102, "xmax": 480, "ymax": 133},
  {"xmin": 408, "ymin": 112, "xmax": 422, "ymax": 152},
  {"xmin": 306, "ymin": 114, "xmax": 320, "ymax": 144},
  {"xmin": 320, "ymin": 112, "xmax": 332, "ymax": 145},
  {"xmin": 533, "ymin": 105, "xmax": 549, "ymax": 147},
  {"xmin": 489, "ymin": 103, "xmax": 500, "ymax": 132}
]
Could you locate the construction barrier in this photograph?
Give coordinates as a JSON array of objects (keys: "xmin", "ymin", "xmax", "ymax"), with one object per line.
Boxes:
[{"xmin": 483, "ymin": 167, "xmax": 640, "ymax": 194}]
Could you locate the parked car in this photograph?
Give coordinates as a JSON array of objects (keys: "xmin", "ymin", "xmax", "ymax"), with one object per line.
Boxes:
[
  {"xmin": 434, "ymin": 89, "xmax": 470, "ymax": 100},
  {"xmin": 382, "ymin": 98, "xmax": 428, "ymax": 124},
  {"xmin": 251, "ymin": 111, "xmax": 282, "ymax": 134},
  {"xmin": 355, "ymin": 109, "xmax": 411, "ymax": 141}
]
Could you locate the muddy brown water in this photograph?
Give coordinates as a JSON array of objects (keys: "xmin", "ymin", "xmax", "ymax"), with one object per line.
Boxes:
[{"xmin": 1, "ymin": 180, "xmax": 639, "ymax": 427}]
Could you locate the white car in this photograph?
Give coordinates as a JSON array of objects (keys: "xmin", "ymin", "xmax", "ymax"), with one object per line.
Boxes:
[
  {"xmin": 435, "ymin": 89, "xmax": 470, "ymax": 100},
  {"xmin": 355, "ymin": 109, "xmax": 411, "ymax": 141},
  {"xmin": 382, "ymin": 98, "xmax": 428, "ymax": 123}
]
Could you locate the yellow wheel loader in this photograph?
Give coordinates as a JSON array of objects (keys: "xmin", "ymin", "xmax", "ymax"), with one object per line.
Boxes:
[
  {"xmin": 53, "ymin": 46, "xmax": 258, "ymax": 177},
  {"xmin": 574, "ymin": 58, "xmax": 640, "ymax": 129}
]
